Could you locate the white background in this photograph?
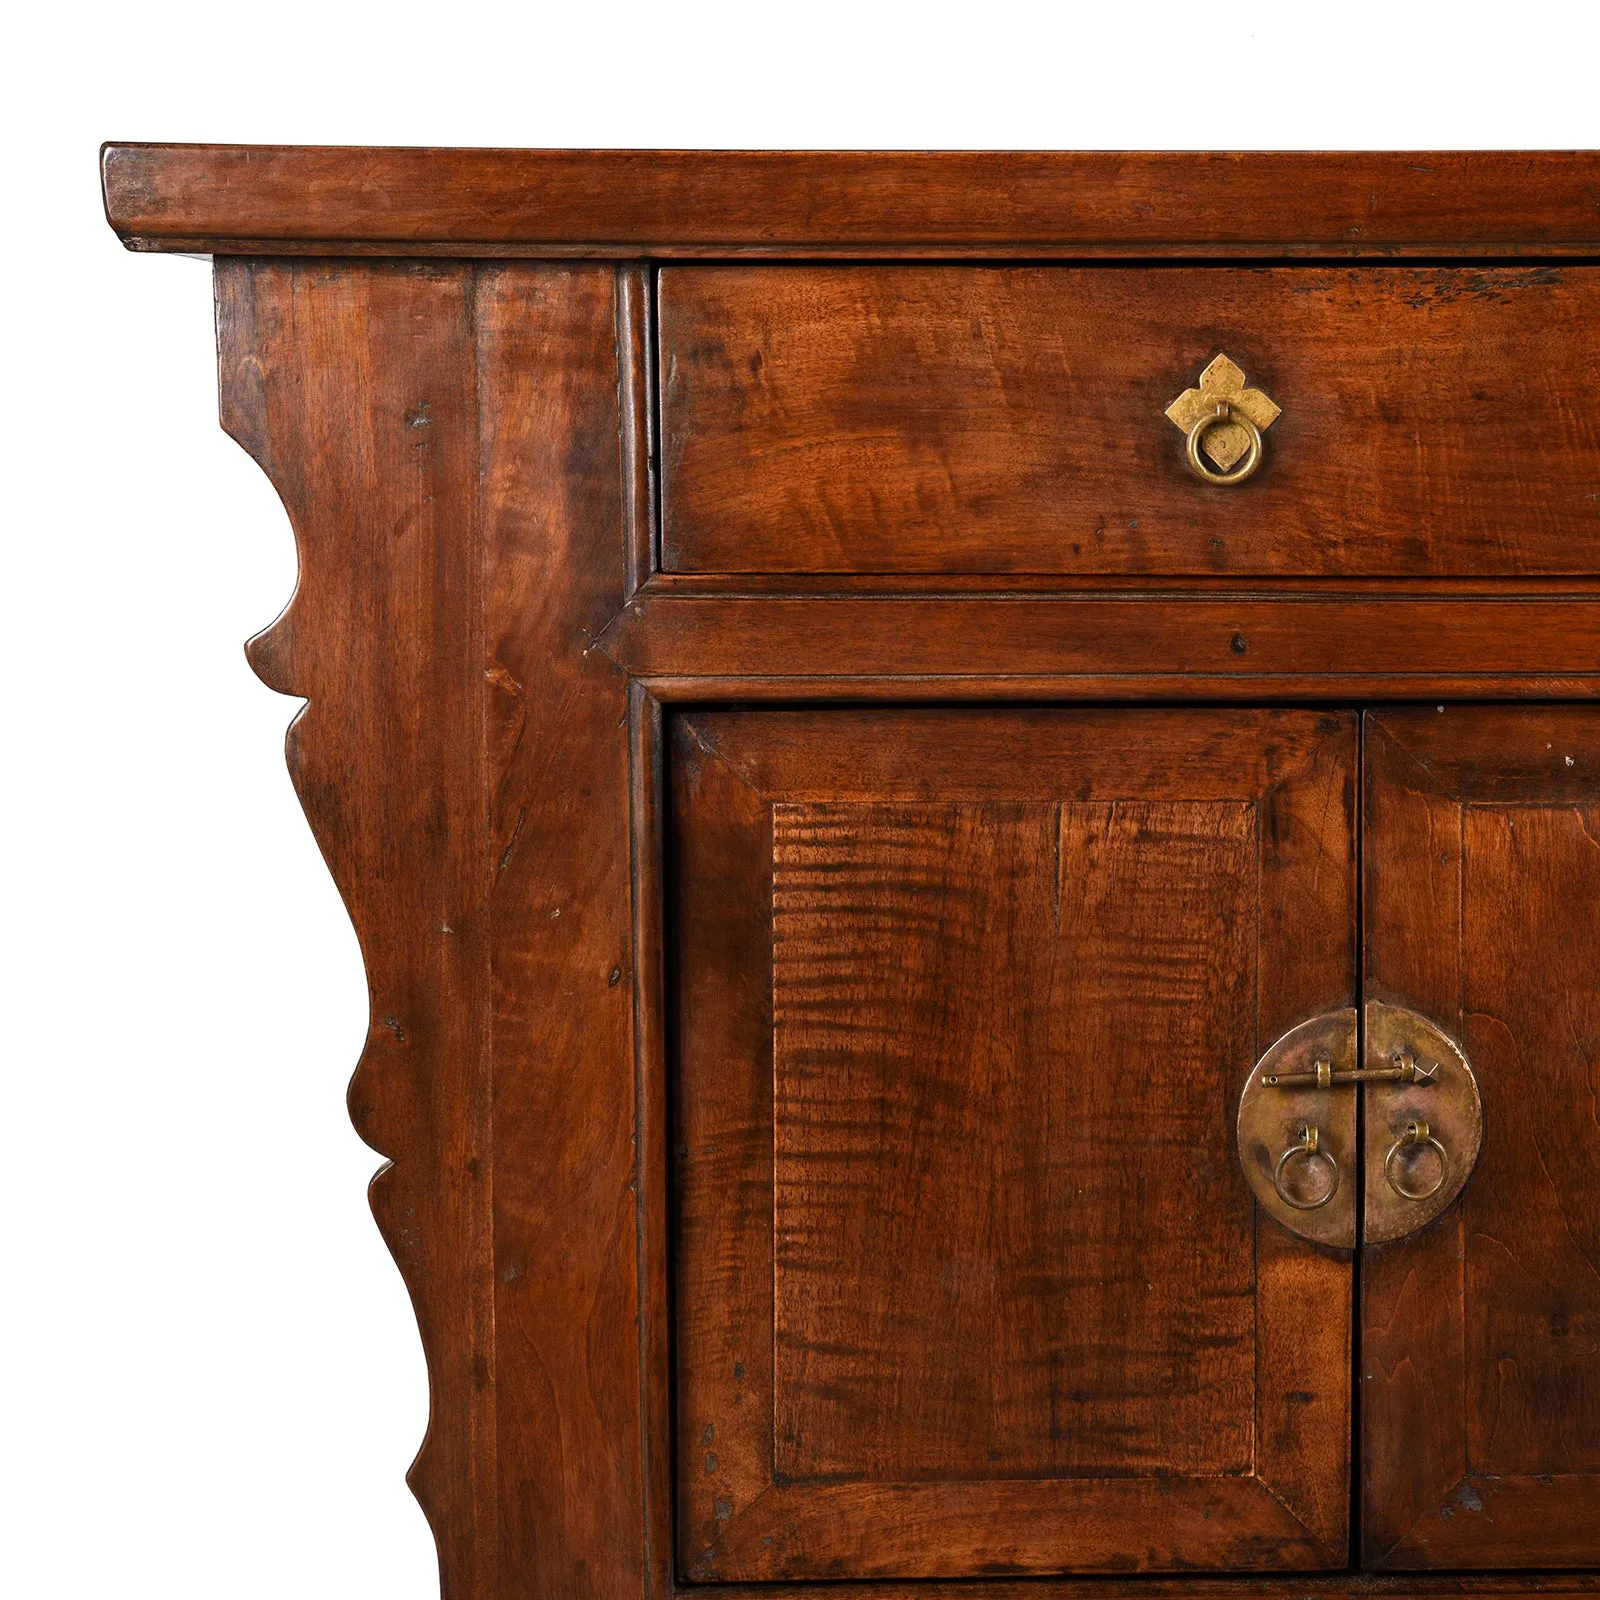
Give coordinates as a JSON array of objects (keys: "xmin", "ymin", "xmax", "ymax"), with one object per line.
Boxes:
[{"xmin": 3, "ymin": 5, "xmax": 1595, "ymax": 1594}]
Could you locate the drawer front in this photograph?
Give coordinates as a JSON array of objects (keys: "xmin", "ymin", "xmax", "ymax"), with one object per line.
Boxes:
[
  {"xmin": 671, "ymin": 707, "xmax": 1357, "ymax": 1580},
  {"xmin": 660, "ymin": 265, "xmax": 1600, "ymax": 577}
]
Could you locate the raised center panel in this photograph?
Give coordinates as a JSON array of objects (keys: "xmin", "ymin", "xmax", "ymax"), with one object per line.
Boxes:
[
  {"xmin": 670, "ymin": 708, "xmax": 1357, "ymax": 1580},
  {"xmin": 771, "ymin": 798, "xmax": 1255, "ymax": 1484}
]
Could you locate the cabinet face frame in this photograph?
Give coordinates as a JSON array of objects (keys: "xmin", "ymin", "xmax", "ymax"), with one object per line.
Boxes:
[{"xmin": 102, "ymin": 142, "xmax": 1600, "ymax": 1599}]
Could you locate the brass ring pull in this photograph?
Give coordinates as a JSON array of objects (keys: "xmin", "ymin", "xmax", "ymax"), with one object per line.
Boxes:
[
  {"xmin": 1185, "ymin": 402, "xmax": 1263, "ymax": 486},
  {"xmin": 1272, "ymin": 1124, "xmax": 1339, "ymax": 1211},
  {"xmin": 1385, "ymin": 1119, "xmax": 1449, "ymax": 1202}
]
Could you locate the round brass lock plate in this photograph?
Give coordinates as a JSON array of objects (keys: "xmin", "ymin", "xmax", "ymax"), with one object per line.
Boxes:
[
  {"xmin": 1364, "ymin": 1001, "xmax": 1483, "ymax": 1244},
  {"xmin": 1236, "ymin": 1009, "xmax": 1358, "ymax": 1249},
  {"xmin": 1237, "ymin": 1003, "xmax": 1483, "ymax": 1248}
]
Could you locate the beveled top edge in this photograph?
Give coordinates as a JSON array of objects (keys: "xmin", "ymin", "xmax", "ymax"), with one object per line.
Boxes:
[{"xmin": 102, "ymin": 144, "xmax": 1600, "ymax": 257}]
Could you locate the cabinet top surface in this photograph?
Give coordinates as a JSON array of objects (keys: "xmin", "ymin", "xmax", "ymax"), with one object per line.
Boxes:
[{"xmin": 102, "ymin": 144, "xmax": 1600, "ymax": 258}]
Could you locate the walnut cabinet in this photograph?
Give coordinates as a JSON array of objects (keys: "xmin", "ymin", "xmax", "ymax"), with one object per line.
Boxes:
[{"xmin": 104, "ymin": 146, "xmax": 1600, "ymax": 1599}]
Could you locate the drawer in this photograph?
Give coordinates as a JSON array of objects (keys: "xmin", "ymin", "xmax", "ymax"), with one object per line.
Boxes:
[{"xmin": 659, "ymin": 265, "xmax": 1600, "ymax": 577}]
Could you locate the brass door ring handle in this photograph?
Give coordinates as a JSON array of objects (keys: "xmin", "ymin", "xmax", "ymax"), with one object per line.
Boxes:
[
  {"xmin": 1272, "ymin": 1124, "xmax": 1339, "ymax": 1211},
  {"xmin": 1385, "ymin": 1119, "xmax": 1449, "ymax": 1202},
  {"xmin": 1186, "ymin": 402, "xmax": 1263, "ymax": 486}
]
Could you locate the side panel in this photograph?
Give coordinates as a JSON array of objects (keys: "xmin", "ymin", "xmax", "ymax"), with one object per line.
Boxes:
[{"xmin": 216, "ymin": 261, "xmax": 646, "ymax": 1600}]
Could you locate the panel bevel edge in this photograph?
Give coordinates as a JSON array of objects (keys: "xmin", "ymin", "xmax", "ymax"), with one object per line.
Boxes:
[
  {"xmin": 632, "ymin": 682, "xmax": 675, "ymax": 1596},
  {"xmin": 618, "ymin": 263, "xmax": 656, "ymax": 598}
]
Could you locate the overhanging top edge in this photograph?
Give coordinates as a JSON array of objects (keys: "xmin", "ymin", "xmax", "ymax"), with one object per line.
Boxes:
[{"xmin": 101, "ymin": 144, "xmax": 1600, "ymax": 256}]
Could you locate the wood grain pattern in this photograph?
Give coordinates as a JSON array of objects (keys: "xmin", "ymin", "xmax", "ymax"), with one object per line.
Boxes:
[
  {"xmin": 673, "ymin": 709, "xmax": 1355, "ymax": 1580},
  {"xmin": 630, "ymin": 682, "xmax": 674, "ymax": 1593},
  {"xmin": 217, "ymin": 260, "xmax": 500, "ymax": 1599},
  {"xmin": 217, "ymin": 260, "xmax": 647, "ymax": 1600},
  {"xmin": 476, "ymin": 266, "xmax": 647, "ymax": 1598},
  {"xmin": 660, "ymin": 266, "xmax": 1600, "ymax": 577},
  {"xmin": 1362, "ymin": 706, "xmax": 1600, "ymax": 1570},
  {"xmin": 693, "ymin": 1477, "xmax": 1332, "ymax": 1578},
  {"xmin": 771, "ymin": 800, "xmax": 1257, "ymax": 1481},
  {"xmin": 599, "ymin": 592, "xmax": 1600, "ymax": 693},
  {"xmin": 102, "ymin": 146, "xmax": 1600, "ymax": 256},
  {"xmin": 669, "ymin": 715, "xmax": 776, "ymax": 1574}
]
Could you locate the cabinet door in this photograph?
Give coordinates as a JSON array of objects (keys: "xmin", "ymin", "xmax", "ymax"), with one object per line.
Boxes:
[
  {"xmin": 671, "ymin": 708, "xmax": 1356, "ymax": 1580},
  {"xmin": 1363, "ymin": 707, "xmax": 1600, "ymax": 1567}
]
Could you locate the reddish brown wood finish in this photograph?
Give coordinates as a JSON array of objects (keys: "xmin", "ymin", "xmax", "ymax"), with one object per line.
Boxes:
[
  {"xmin": 114, "ymin": 147, "xmax": 1600, "ymax": 1600},
  {"xmin": 672, "ymin": 709, "xmax": 1355, "ymax": 1580},
  {"xmin": 103, "ymin": 146, "xmax": 1600, "ymax": 257},
  {"xmin": 1362, "ymin": 707, "xmax": 1600, "ymax": 1569},
  {"xmin": 217, "ymin": 260, "xmax": 650, "ymax": 1600},
  {"xmin": 601, "ymin": 593, "xmax": 1600, "ymax": 694},
  {"xmin": 217, "ymin": 261, "xmax": 500, "ymax": 1596},
  {"xmin": 660, "ymin": 266, "xmax": 1600, "ymax": 577}
]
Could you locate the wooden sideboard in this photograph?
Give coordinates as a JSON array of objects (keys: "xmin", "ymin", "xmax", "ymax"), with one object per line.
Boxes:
[{"xmin": 104, "ymin": 146, "xmax": 1600, "ymax": 1599}]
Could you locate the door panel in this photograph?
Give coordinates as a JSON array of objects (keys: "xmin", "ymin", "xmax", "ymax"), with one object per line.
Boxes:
[
  {"xmin": 672, "ymin": 709, "xmax": 1356, "ymax": 1580},
  {"xmin": 1362, "ymin": 707, "xmax": 1600, "ymax": 1568},
  {"xmin": 772, "ymin": 799, "xmax": 1258, "ymax": 1483}
]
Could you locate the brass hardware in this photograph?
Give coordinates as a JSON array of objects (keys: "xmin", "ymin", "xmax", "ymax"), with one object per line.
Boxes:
[
  {"xmin": 1384, "ymin": 1118, "xmax": 1449, "ymax": 1202},
  {"xmin": 1262, "ymin": 1048, "xmax": 1438, "ymax": 1089},
  {"xmin": 1187, "ymin": 403, "xmax": 1262, "ymax": 485},
  {"xmin": 1166, "ymin": 354, "xmax": 1281, "ymax": 485},
  {"xmin": 1272, "ymin": 1124, "xmax": 1340, "ymax": 1211},
  {"xmin": 1236, "ymin": 1009, "xmax": 1358, "ymax": 1248},
  {"xmin": 1363, "ymin": 1002, "xmax": 1483, "ymax": 1244},
  {"xmin": 1237, "ymin": 1003, "xmax": 1483, "ymax": 1248}
]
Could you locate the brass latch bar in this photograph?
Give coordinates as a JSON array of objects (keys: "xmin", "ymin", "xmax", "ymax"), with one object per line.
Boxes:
[{"xmin": 1261, "ymin": 1048, "xmax": 1438, "ymax": 1089}]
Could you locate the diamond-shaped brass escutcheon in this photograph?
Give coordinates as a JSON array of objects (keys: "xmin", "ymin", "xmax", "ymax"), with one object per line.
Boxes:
[{"xmin": 1166, "ymin": 354, "xmax": 1282, "ymax": 483}]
